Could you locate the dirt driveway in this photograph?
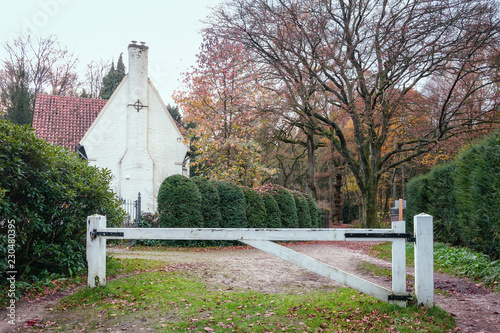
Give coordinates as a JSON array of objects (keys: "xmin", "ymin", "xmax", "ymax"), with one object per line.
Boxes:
[{"xmin": 2, "ymin": 242, "xmax": 499, "ymax": 332}]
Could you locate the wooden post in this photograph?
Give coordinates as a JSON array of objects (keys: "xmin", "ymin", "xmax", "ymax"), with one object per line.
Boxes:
[
  {"xmin": 390, "ymin": 220, "xmax": 406, "ymax": 307},
  {"xmin": 414, "ymin": 213, "xmax": 434, "ymax": 307},
  {"xmin": 398, "ymin": 198, "xmax": 403, "ymax": 222},
  {"xmin": 87, "ymin": 215, "xmax": 107, "ymax": 288}
]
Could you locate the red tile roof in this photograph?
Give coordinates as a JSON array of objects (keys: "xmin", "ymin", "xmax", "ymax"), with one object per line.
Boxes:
[{"xmin": 32, "ymin": 94, "xmax": 107, "ymax": 150}]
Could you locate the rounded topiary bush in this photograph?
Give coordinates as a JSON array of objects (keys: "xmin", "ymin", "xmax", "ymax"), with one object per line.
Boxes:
[
  {"xmin": 157, "ymin": 174, "xmax": 203, "ymax": 228},
  {"xmin": 242, "ymin": 187, "xmax": 267, "ymax": 228},
  {"xmin": 292, "ymin": 191, "xmax": 312, "ymax": 228},
  {"xmin": 260, "ymin": 192, "xmax": 282, "ymax": 228},
  {"xmin": 191, "ymin": 177, "xmax": 222, "ymax": 228},
  {"xmin": 257, "ymin": 184, "xmax": 298, "ymax": 228},
  {"xmin": 304, "ymin": 194, "xmax": 320, "ymax": 228},
  {"xmin": 213, "ymin": 180, "xmax": 247, "ymax": 228}
]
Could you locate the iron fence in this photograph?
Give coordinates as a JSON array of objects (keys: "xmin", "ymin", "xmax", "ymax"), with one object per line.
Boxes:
[{"xmin": 120, "ymin": 192, "xmax": 141, "ymax": 227}]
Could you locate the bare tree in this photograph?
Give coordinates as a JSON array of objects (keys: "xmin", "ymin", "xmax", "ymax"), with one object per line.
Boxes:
[
  {"xmin": 2, "ymin": 35, "xmax": 81, "ymax": 97},
  {"xmin": 208, "ymin": 0, "xmax": 500, "ymax": 227},
  {"xmin": 82, "ymin": 59, "xmax": 110, "ymax": 99}
]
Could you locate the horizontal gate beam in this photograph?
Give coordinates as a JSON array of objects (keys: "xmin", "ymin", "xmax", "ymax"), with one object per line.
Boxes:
[
  {"xmin": 91, "ymin": 227, "xmax": 405, "ymax": 241},
  {"xmin": 242, "ymin": 240, "xmax": 392, "ymax": 303}
]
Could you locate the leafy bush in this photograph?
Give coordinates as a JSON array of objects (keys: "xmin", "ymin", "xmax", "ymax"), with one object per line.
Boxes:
[
  {"xmin": 0, "ymin": 120, "xmax": 125, "ymax": 280},
  {"xmin": 157, "ymin": 175, "xmax": 203, "ymax": 228},
  {"xmin": 242, "ymin": 187, "xmax": 267, "ymax": 228},
  {"xmin": 191, "ymin": 177, "xmax": 222, "ymax": 228},
  {"xmin": 454, "ymin": 132, "xmax": 499, "ymax": 258},
  {"xmin": 434, "ymin": 243, "xmax": 500, "ymax": 291},
  {"xmin": 213, "ymin": 181, "xmax": 247, "ymax": 228},
  {"xmin": 304, "ymin": 194, "xmax": 320, "ymax": 228},
  {"xmin": 260, "ymin": 192, "xmax": 282, "ymax": 228},
  {"xmin": 135, "ymin": 213, "xmax": 163, "ymax": 246},
  {"xmin": 257, "ymin": 184, "xmax": 298, "ymax": 228},
  {"xmin": 292, "ymin": 191, "xmax": 312, "ymax": 228}
]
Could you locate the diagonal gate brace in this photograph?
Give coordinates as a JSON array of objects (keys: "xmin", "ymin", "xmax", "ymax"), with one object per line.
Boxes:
[{"xmin": 241, "ymin": 240, "xmax": 395, "ymax": 303}]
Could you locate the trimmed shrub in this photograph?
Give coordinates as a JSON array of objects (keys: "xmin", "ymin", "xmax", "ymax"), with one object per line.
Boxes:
[
  {"xmin": 214, "ymin": 180, "xmax": 247, "ymax": 228},
  {"xmin": 293, "ymin": 191, "xmax": 312, "ymax": 228},
  {"xmin": 406, "ymin": 131, "xmax": 499, "ymax": 259},
  {"xmin": 191, "ymin": 177, "xmax": 222, "ymax": 228},
  {"xmin": 304, "ymin": 194, "xmax": 320, "ymax": 228},
  {"xmin": 261, "ymin": 193, "xmax": 282, "ymax": 228},
  {"xmin": 242, "ymin": 187, "xmax": 267, "ymax": 228},
  {"xmin": 455, "ymin": 132, "xmax": 499, "ymax": 259},
  {"xmin": 405, "ymin": 164, "xmax": 460, "ymax": 244},
  {"xmin": 257, "ymin": 184, "xmax": 298, "ymax": 228},
  {"xmin": 157, "ymin": 175, "xmax": 203, "ymax": 228},
  {"xmin": 0, "ymin": 120, "xmax": 125, "ymax": 280}
]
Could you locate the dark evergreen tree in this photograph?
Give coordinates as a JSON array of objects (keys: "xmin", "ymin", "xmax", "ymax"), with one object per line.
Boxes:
[
  {"xmin": 167, "ymin": 104, "xmax": 182, "ymax": 124},
  {"xmin": 115, "ymin": 53, "xmax": 126, "ymax": 79},
  {"xmin": 99, "ymin": 54, "xmax": 126, "ymax": 100},
  {"xmin": 1, "ymin": 67, "xmax": 34, "ymax": 125}
]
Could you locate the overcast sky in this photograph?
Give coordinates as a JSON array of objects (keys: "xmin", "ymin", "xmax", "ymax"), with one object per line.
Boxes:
[{"xmin": 0, "ymin": 0, "xmax": 223, "ymax": 104}]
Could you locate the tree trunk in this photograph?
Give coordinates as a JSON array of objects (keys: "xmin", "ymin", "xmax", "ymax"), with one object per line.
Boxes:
[
  {"xmin": 332, "ymin": 170, "xmax": 343, "ymax": 224},
  {"xmin": 305, "ymin": 133, "xmax": 317, "ymax": 199},
  {"xmin": 361, "ymin": 177, "xmax": 380, "ymax": 228}
]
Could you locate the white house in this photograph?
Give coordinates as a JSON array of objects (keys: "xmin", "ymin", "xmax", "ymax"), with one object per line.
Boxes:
[
  {"xmin": 33, "ymin": 42, "xmax": 189, "ymax": 212},
  {"xmin": 74, "ymin": 42, "xmax": 188, "ymax": 211}
]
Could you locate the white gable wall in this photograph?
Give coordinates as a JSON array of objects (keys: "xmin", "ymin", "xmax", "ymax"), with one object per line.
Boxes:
[{"xmin": 80, "ymin": 43, "xmax": 189, "ymax": 212}]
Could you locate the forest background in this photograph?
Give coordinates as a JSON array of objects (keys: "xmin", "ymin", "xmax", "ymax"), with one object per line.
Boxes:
[{"xmin": 1, "ymin": 0, "xmax": 499, "ymax": 228}]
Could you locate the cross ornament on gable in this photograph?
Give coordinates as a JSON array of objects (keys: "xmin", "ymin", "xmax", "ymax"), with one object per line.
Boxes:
[{"xmin": 128, "ymin": 99, "xmax": 147, "ymax": 112}]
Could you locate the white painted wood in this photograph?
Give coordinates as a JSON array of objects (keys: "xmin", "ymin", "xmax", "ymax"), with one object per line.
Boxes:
[
  {"xmin": 94, "ymin": 227, "xmax": 397, "ymax": 241},
  {"xmin": 414, "ymin": 214, "xmax": 434, "ymax": 307},
  {"xmin": 86, "ymin": 215, "xmax": 107, "ymax": 288},
  {"xmin": 242, "ymin": 239, "xmax": 392, "ymax": 303},
  {"xmin": 86, "ymin": 214, "xmax": 419, "ymax": 307},
  {"xmin": 391, "ymin": 220, "xmax": 407, "ymax": 307}
]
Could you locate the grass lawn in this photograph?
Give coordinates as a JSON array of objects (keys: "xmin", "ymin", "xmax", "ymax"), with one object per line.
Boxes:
[{"xmin": 20, "ymin": 256, "xmax": 456, "ymax": 332}]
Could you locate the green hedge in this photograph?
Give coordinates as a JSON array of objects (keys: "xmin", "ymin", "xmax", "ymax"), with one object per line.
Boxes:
[
  {"xmin": 257, "ymin": 184, "xmax": 298, "ymax": 228},
  {"xmin": 0, "ymin": 120, "xmax": 125, "ymax": 280},
  {"xmin": 304, "ymin": 194, "xmax": 320, "ymax": 228},
  {"xmin": 455, "ymin": 132, "xmax": 499, "ymax": 258},
  {"xmin": 242, "ymin": 187, "xmax": 267, "ymax": 228},
  {"xmin": 406, "ymin": 163, "xmax": 460, "ymax": 244},
  {"xmin": 213, "ymin": 181, "xmax": 247, "ymax": 228},
  {"xmin": 406, "ymin": 131, "xmax": 499, "ymax": 259},
  {"xmin": 191, "ymin": 177, "xmax": 222, "ymax": 228},
  {"xmin": 293, "ymin": 191, "xmax": 312, "ymax": 228},
  {"xmin": 157, "ymin": 175, "xmax": 203, "ymax": 228},
  {"xmin": 260, "ymin": 192, "xmax": 282, "ymax": 228}
]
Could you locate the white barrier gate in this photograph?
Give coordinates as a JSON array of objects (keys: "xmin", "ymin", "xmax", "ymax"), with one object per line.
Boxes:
[{"xmin": 87, "ymin": 213, "xmax": 434, "ymax": 308}]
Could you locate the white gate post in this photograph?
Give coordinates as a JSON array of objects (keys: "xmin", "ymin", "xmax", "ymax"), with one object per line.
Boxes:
[
  {"xmin": 414, "ymin": 213, "xmax": 434, "ymax": 307},
  {"xmin": 87, "ymin": 215, "xmax": 107, "ymax": 288},
  {"xmin": 390, "ymin": 220, "xmax": 406, "ymax": 306}
]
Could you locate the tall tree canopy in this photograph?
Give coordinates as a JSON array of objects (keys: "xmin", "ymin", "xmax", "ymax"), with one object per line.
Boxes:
[
  {"xmin": 207, "ymin": 0, "xmax": 500, "ymax": 227},
  {"xmin": 174, "ymin": 35, "xmax": 275, "ymax": 186}
]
